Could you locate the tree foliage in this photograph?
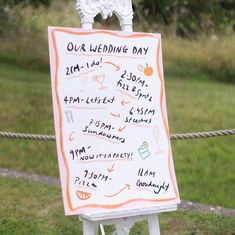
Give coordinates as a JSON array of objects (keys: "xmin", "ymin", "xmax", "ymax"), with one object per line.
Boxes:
[
  {"xmin": 133, "ymin": 0, "xmax": 235, "ymax": 37},
  {"xmin": 1, "ymin": 0, "xmax": 51, "ymax": 7},
  {"xmin": 0, "ymin": 0, "xmax": 234, "ymax": 37},
  {"xmin": 0, "ymin": 0, "xmax": 51, "ymax": 35}
]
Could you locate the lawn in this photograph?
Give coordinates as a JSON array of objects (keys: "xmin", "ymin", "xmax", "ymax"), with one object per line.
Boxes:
[
  {"xmin": 0, "ymin": 45, "xmax": 235, "ymax": 209},
  {"xmin": 0, "ymin": 177, "xmax": 234, "ymax": 235},
  {"xmin": 0, "ymin": 2, "xmax": 234, "ymax": 234},
  {"xmin": 0, "ymin": 55, "xmax": 235, "ymax": 210}
]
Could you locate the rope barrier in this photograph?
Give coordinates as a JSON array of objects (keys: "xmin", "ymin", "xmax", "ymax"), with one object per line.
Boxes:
[
  {"xmin": 0, "ymin": 132, "xmax": 55, "ymax": 141},
  {"xmin": 0, "ymin": 128, "xmax": 235, "ymax": 141},
  {"xmin": 170, "ymin": 128, "xmax": 235, "ymax": 140}
]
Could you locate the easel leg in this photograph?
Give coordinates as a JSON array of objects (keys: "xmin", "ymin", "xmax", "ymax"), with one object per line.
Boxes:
[
  {"xmin": 83, "ymin": 220, "xmax": 99, "ymax": 235},
  {"xmin": 112, "ymin": 218, "xmax": 135, "ymax": 235},
  {"xmin": 148, "ymin": 214, "xmax": 160, "ymax": 235}
]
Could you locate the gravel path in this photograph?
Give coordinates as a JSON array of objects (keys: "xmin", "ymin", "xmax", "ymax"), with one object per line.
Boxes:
[{"xmin": 1, "ymin": 167, "xmax": 234, "ymax": 217}]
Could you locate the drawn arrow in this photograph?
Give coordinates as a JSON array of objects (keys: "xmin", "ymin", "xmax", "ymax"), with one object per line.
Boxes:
[
  {"xmin": 68, "ymin": 132, "xmax": 75, "ymax": 141},
  {"xmin": 105, "ymin": 61, "xmax": 120, "ymax": 71},
  {"xmin": 121, "ymin": 100, "xmax": 130, "ymax": 106},
  {"xmin": 118, "ymin": 125, "xmax": 126, "ymax": 132},
  {"xmin": 110, "ymin": 112, "xmax": 121, "ymax": 118},
  {"xmin": 107, "ymin": 163, "xmax": 115, "ymax": 172},
  {"xmin": 104, "ymin": 184, "xmax": 130, "ymax": 198}
]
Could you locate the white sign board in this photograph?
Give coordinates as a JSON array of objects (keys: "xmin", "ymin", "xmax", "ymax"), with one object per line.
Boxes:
[{"xmin": 48, "ymin": 27, "xmax": 180, "ymax": 215}]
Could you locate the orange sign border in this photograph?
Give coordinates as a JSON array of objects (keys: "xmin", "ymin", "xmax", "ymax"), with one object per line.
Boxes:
[{"xmin": 51, "ymin": 28, "xmax": 180, "ymax": 212}]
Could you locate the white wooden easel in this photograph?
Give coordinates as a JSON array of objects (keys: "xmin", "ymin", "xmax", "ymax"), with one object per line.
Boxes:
[
  {"xmin": 76, "ymin": 1, "xmax": 177, "ymax": 234},
  {"xmin": 80, "ymin": 204, "xmax": 177, "ymax": 235}
]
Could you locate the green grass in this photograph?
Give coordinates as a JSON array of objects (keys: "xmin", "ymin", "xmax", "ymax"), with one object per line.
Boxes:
[
  {"xmin": 1, "ymin": 177, "xmax": 234, "ymax": 235},
  {"xmin": 0, "ymin": 53, "xmax": 235, "ymax": 208},
  {"xmin": 0, "ymin": 2, "xmax": 235, "ymax": 233},
  {"xmin": 167, "ymin": 77, "xmax": 235, "ymax": 208},
  {"xmin": 0, "ymin": 62, "xmax": 58, "ymax": 176},
  {"xmin": 0, "ymin": 62, "xmax": 53, "ymax": 133},
  {"xmin": 163, "ymin": 36, "xmax": 235, "ymax": 83},
  {"xmin": 0, "ymin": 0, "xmax": 235, "ymax": 211}
]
